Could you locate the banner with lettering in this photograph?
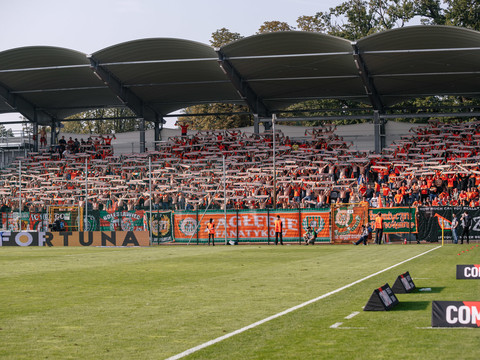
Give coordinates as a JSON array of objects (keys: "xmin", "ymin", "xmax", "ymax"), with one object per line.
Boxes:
[
  {"xmin": 29, "ymin": 212, "xmax": 49, "ymax": 231},
  {"xmin": 173, "ymin": 209, "xmax": 331, "ymax": 243},
  {"xmin": 0, "ymin": 231, "xmax": 150, "ymax": 247},
  {"xmin": 418, "ymin": 206, "xmax": 480, "ymax": 243},
  {"xmin": 99, "ymin": 210, "xmax": 146, "ymax": 231},
  {"xmin": 369, "ymin": 207, "xmax": 417, "ymax": 234}
]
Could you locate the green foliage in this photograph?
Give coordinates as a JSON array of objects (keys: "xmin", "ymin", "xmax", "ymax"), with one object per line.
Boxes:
[
  {"xmin": 413, "ymin": 0, "xmax": 446, "ymax": 25},
  {"xmin": 178, "ymin": 103, "xmax": 252, "ymax": 130},
  {"xmin": 210, "ymin": 27, "xmax": 243, "ymax": 47},
  {"xmin": 257, "ymin": 20, "xmax": 296, "ymax": 33},
  {"xmin": 181, "ymin": 28, "xmax": 251, "ymax": 130},
  {"xmin": 67, "ymin": 1, "xmax": 480, "ymax": 131},
  {"xmin": 63, "ymin": 108, "xmax": 152, "ymax": 134},
  {"xmin": 0, "ymin": 124, "xmax": 14, "ymax": 137},
  {"xmin": 445, "ymin": 0, "xmax": 480, "ymax": 30}
]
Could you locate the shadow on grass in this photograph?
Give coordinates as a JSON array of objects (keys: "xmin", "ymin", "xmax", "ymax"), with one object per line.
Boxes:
[{"xmin": 393, "ymin": 301, "xmax": 430, "ymax": 311}]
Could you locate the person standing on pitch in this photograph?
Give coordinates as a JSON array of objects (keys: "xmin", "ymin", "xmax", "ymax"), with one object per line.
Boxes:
[
  {"xmin": 374, "ymin": 212, "xmax": 384, "ymax": 244},
  {"xmin": 451, "ymin": 213, "xmax": 459, "ymax": 244},
  {"xmin": 460, "ymin": 212, "xmax": 471, "ymax": 244},
  {"xmin": 274, "ymin": 215, "xmax": 283, "ymax": 245},
  {"xmin": 207, "ymin": 218, "xmax": 215, "ymax": 246}
]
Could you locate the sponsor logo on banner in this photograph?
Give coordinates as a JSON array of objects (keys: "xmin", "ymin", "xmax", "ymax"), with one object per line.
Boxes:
[
  {"xmin": 0, "ymin": 231, "xmax": 150, "ymax": 247},
  {"xmin": 432, "ymin": 301, "xmax": 480, "ymax": 327},
  {"xmin": 178, "ymin": 217, "xmax": 198, "ymax": 236},
  {"xmin": 302, "ymin": 216, "xmax": 325, "ymax": 233},
  {"xmin": 457, "ymin": 265, "xmax": 480, "ymax": 279}
]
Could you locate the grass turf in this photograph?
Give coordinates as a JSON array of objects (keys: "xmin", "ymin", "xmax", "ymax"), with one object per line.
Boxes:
[{"xmin": 0, "ymin": 243, "xmax": 479, "ymax": 359}]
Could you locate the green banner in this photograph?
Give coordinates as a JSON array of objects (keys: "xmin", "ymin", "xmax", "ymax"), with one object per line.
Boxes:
[
  {"xmin": 147, "ymin": 211, "xmax": 173, "ymax": 244},
  {"xmin": 99, "ymin": 210, "xmax": 146, "ymax": 231},
  {"xmin": 369, "ymin": 207, "xmax": 417, "ymax": 233}
]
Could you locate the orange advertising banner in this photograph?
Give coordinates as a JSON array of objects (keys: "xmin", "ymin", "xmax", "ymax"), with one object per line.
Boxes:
[
  {"xmin": 173, "ymin": 210, "xmax": 331, "ymax": 243},
  {"xmin": 331, "ymin": 203, "xmax": 369, "ymax": 244}
]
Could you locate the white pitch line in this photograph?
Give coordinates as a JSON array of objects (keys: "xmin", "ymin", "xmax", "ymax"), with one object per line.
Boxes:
[
  {"xmin": 165, "ymin": 246, "xmax": 441, "ymax": 360},
  {"xmin": 330, "ymin": 322, "xmax": 343, "ymax": 329},
  {"xmin": 345, "ymin": 311, "xmax": 360, "ymax": 319},
  {"xmin": 335, "ymin": 327, "xmax": 367, "ymax": 329}
]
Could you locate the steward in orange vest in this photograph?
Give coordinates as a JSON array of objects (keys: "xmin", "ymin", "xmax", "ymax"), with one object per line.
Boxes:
[
  {"xmin": 274, "ymin": 215, "xmax": 283, "ymax": 245},
  {"xmin": 207, "ymin": 218, "xmax": 215, "ymax": 246}
]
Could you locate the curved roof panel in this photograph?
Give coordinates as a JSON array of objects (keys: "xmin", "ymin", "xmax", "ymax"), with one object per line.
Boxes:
[
  {"xmin": 1, "ymin": 26, "xmax": 480, "ymax": 124},
  {"xmin": 91, "ymin": 38, "xmax": 242, "ymax": 115},
  {"xmin": 0, "ymin": 46, "xmax": 122, "ymax": 120},
  {"xmin": 357, "ymin": 26, "xmax": 480, "ymax": 106},
  {"xmin": 220, "ymin": 31, "xmax": 367, "ymax": 110}
]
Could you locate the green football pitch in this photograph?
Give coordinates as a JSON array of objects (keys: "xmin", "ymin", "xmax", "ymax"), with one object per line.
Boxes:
[{"xmin": 1, "ymin": 244, "xmax": 479, "ymax": 360}]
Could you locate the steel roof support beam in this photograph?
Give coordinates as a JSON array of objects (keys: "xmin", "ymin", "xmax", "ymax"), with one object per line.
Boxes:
[
  {"xmin": 88, "ymin": 55, "xmax": 164, "ymax": 153},
  {"xmin": 216, "ymin": 49, "xmax": 270, "ymax": 117},
  {"xmin": 88, "ymin": 55, "xmax": 159, "ymax": 122},
  {"xmin": 351, "ymin": 43, "xmax": 384, "ymax": 112},
  {"xmin": 0, "ymin": 82, "xmax": 54, "ymax": 125}
]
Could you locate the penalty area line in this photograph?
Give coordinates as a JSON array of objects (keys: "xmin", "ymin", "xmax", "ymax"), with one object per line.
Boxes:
[{"xmin": 165, "ymin": 246, "xmax": 441, "ymax": 360}]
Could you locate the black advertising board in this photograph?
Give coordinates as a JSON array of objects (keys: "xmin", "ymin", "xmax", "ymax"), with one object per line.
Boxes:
[
  {"xmin": 391, "ymin": 271, "xmax": 416, "ymax": 293},
  {"xmin": 364, "ymin": 283, "xmax": 399, "ymax": 311},
  {"xmin": 417, "ymin": 206, "xmax": 480, "ymax": 243},
  {"xmin": 432, "ymin": 301, "xmax": 480, "ymax": 327},
  {"xmin": 456, "ymin": 265, "xmax": 480, "ymax": 279}
]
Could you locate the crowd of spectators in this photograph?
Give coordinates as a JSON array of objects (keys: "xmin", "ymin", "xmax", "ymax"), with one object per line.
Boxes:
[{"xmin": 1, "ymin": 119, "xmax": 480, "ymax": 214}]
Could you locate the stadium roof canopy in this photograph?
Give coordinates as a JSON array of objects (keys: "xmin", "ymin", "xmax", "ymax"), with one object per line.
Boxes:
[{"xmin": 1, "ymin": 25, "xmax": 480, "ymax": 126}]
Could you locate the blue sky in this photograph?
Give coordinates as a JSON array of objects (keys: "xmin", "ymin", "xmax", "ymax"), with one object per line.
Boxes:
[{"xmin": 0, "ymin": 0, "xmax": 342, "ymax": 129}]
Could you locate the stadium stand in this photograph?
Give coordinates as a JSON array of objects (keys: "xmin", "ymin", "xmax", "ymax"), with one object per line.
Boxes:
[{"xmin": 1, "ymin": 119, "xmax": 480, "ymax": 216}]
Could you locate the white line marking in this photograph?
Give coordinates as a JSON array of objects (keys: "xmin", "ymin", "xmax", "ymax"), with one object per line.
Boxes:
[
  {"xmin": 165, "ymin": 246, "xmax": 441, "ymax": 360},
  {"xmin": 335, "ymin": 327, "xmax": 367, "ymax": 329},
  {"xmin": 345, "ymin": 311, "xmax": 360, "ymax": 320},
  {"xmin": 330, "ymin": 322, "xmax": 343, "ymax": 328}
]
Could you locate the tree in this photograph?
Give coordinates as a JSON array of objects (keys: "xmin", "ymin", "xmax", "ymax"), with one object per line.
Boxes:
[
  {"xmin": 181, "ymin": 103, "xmax": 252, "ymax": 130},
  {"xmin": 413, "ymin": 0, "xmax": 446, "ymax": 25},
  {"xmin": 210, "ymin": 28, "xmax": 243, "ymax": 48},
  {"xmin": 257, "ymin": 21, "xmax": 296, "ymax": 33},
  {"xmin": 179, "ymin": 28, "xmax": 253, "ymax": 130},
  {"xmin": 445, "ymin": 0, "xmax": 480, "ymax": 30},
  {"xmin": 0, "ymin": 124, "xmax": 14, "ymax": 137},
  {"xmin": 63, "ymin": 108, "xmax": 151, "ymax": 134},
  {"xmin": 296, "ymin": 0, "xmax": 417, "ymax": 40}
]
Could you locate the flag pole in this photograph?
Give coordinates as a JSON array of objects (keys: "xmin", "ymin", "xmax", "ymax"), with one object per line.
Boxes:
[
  {"xmin": 223, "ymin": 154, "xmax": 227, "ymax": 245},
  {"xmin": 18, "ymin": 160, "xmax": 22, "ymax": 231},
  {"xmin": 272, "ymin": 114, "xmax": 277, "ymax": 210},
  {"xmin": 149, "ymin": 155, "xmax": 153, "ymax": 245},
  {"xmin": 85, "ymin": 157, "xmax": 88, "ymax": 231}
]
